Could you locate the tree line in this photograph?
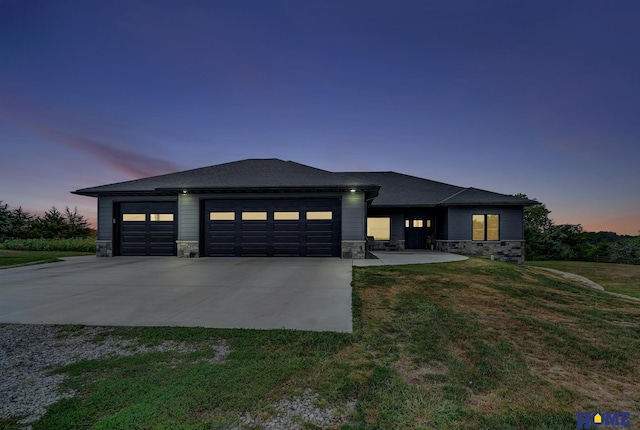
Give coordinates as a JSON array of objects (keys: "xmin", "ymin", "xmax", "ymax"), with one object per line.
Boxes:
[
  {"xmin": 519, "ymin": 195, "xmax": 640, "ymax": 264},
  {"xmin": 0, "ymin": 202, "xmax": 94, "ymax": 240}
]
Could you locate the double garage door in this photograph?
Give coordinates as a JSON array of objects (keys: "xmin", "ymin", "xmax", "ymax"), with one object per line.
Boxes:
[{"xmin": 204, "ymin": 199, "xmax": 341, "ymax": 257}]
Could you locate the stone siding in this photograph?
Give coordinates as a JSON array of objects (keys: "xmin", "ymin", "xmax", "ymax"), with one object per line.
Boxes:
[
  {"xmin": 96, "ymin": 240, "xmax": 112, "ymax": 257},
  {"xmin": 341, "ymin": 240, "xmax": 366, "ymax": 259},
  {"xmin": 437, "ymin": 240, "xmax": 525, "ymax": 264},
  {"xmin": 371, "ymin": 240, "xmax": 405, "ymax": 251},
  {"xmin": 177, "ymin": 241, "xmax": 200, "ymax": 258}
]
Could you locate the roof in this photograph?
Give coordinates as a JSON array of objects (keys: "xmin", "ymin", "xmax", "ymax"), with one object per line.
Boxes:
[
  {"xmin": 341, "ymin": 171, "xmax": 537, "ymax": 207},
  {"xmin": 73, "ymin": 159, "xmax": 380, "ymax": 197},
  {"xmin": 73, "ymin": 158, "xmax": 537, "ymax": 207}
]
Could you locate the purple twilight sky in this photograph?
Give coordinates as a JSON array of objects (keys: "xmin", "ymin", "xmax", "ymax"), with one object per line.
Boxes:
[{"xmin": 0, "ymin": 0, "xmax": 638, "ymax": 234}]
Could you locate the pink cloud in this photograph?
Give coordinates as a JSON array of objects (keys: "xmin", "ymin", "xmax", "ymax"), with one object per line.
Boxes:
[{"xmin": 0, "ymin": 92, "xmax": 180, "ymax": 178}]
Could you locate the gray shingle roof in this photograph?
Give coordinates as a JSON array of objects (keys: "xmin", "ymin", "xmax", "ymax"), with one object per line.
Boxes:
[
  {"xmin": 73, "ymin": 159, "xmax": 380, "ymax": 196},
  {"xmin": 341, "ymin": 172, "xmax": 537, "ymax": 207},
  {"xmin": 73, "ymin": 158, "xmax": 537, "ymax": 207},
  {"xmin": 340, "ymin": 172, "xmax": 464, "ymax": 206}
]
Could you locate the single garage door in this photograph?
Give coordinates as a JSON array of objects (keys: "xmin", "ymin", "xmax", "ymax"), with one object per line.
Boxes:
[
  {"xmin": 204, "ymin": 199, "xmax": 341, "ymax": 257},
  {"xmin": 117, "ymin": 202, "xmax": 177, "ymax": 256}
]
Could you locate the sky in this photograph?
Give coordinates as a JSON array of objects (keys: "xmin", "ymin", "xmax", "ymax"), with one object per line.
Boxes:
[{"xmin": 0, "ymin": 0, "xmax": 638, "ymax": 235}]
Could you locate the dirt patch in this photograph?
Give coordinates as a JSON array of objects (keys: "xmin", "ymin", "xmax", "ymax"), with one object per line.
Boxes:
[{"xmin": 394, "ymin": 355, "xmax": 447, "ymax": 386}]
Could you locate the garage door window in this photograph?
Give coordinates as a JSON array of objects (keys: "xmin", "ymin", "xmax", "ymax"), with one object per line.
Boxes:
[
  {"xmin": 307, "ymin": 211, "xmax": 332, "ymax": 220},
  {"xmin": 150, "ymin": 214, "xmax": 174, "ymax": 221},
  {"xmin": 274, "ymin": 211, "xmax": 299, "ymax": 220},
  {"xmin": 210, "ymin": 212, "xmax": 235, "ymax": 221},
  {"xmin": 242, "ymin": 212, "xmax": 268, "ymax": 220},
  {"xmin": 122, "ymin": 214, "xmax": 146, "ymax": 221}
]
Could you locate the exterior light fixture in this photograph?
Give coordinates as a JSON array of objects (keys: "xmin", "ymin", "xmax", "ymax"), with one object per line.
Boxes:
[
  {"xmin": 350, "ymin": 189, "xmax": 357, "ymax": 193},
  {"xmin": 182, "ymin": 190, "xmax": 188, "ymax": 194}
]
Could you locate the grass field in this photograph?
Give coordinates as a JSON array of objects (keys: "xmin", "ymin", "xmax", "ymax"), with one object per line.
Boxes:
[
  {"xmin": 2, "ymin": 258, "xmax": 639, "ymax": 429},
  {"xmin": 0, "ymin": 249, "xmax": 93, "ymax": 268},
  {"xmin": 526, "ymin": 260, "xmax": 640, "ymax": 298}
]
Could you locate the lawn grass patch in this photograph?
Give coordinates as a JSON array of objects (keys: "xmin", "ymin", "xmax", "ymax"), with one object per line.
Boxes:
[
  {"xmin": 527, "ymin": 260, "xmax": 640, "ymax": 298},
  {"xmin": 0, "ymin": 249, "xmax": 92, "ymax": 267},
  {"xmin": 5, "ymin": 258, "xmax": 640, "ymax": 429}
]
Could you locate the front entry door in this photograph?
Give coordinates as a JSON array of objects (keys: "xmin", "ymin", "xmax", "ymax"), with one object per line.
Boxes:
[{"xmin": 405, "ymin": 218, "xmax": 429, "ymax": 249}]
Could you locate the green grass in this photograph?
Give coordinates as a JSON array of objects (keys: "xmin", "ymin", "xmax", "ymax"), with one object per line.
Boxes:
[
  {"xmin": 0, "ymin": 249, "xmax": 93, "ymax": 267},
  {"xmin": 526, "ymin": 260, "xmax": 640, "ymax": 298},
  {"xmin": 1, "ymin": 238, "xmax": 96, "ymax": 252},
  {"xmin": 3, "ymin": 258, "xmax": 639, "ymax": 429}
]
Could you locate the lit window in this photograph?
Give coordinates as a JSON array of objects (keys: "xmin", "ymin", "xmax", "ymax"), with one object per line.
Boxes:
[
  {"xmin": 274, "ymin": 211, "xmax": 299, "ymax": 220},
  {"xmin": 405, "ymin": 219, "xmax": 410, "ymax": 228},
  {"xmin": 242, "ymin": 212, "xmax": 267, "ymax": 220},
  {"xmin": 150, "ymin": 214, "xmax": 174, "ymax": 221},
  {"xmin": 473, "ymin": 214, "xmax": 499, "ymax": 241},
  {"xmin": 487, "ymin": 214, "xmax": 499, "ymax": 240},
  {"xmin": 413, "ymin": 220, "xmax": 424, "ymax": 228},
  {"xmin": 367, "ymin": 217, "xmax": 390, "ymax": 240},
  {"xmin": 307, "ymin": 211, "xmax": 332, "ymax": 220},
  {"xmin": 122, "ymin": 214, "xmax": 146, "ymax": 221},
  {"xmin": 210, "ymin": 212, "xmax": 235, "ymax": 221},
  {"xmin": 427, "ymin": 220, "xmax": 431, "ymax": 228}
]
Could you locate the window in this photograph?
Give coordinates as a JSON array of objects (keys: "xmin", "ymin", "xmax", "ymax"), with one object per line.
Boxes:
[
  {"xmin": 242, "ymin": 212, "xmax": 267, "ymax": 220},
  {"xmin": 487, "ymin": 214, "xmax": 499, "ymax": 240},
  {"xmin": 307, "ymin": 211, "xmax": 332, "ymax": 220},
  {"xmin": 210, "ymin": 212, "xmax": 235, "ymax": 221},
  {"xmin": 274, "ymin": 211, "xmax": 299, "ymax": 220},
  {"xmin": 367, "ymin": 217, "xmax": 390, "ymax": 240},
  {"xmin": 405, "ymin": 219, "xmax": 431, "ymax": 228},
  {"xmin": 122, "ymin": 214, "xmax": 145, "ymax": 221},
  {"xmin": 472, "ymin": 214, "xmax": 499, "ymax": 241},
  {"xmin": 150, "ymin": 214, "xmax": 174, "ymax": 221}
]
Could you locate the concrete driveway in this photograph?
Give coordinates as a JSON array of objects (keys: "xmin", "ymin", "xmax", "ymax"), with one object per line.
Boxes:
[{"xmin": 0, "ymin": 257, "xmax": 353, "ymax": 332}]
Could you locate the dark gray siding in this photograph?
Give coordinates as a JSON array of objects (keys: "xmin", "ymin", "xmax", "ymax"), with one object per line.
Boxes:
[
  {"xmin": 390, "ymin": 212, "xmax": 405, "ymax": 240},
  {"xmin": 436, "ymin": 208, "xmax": 448, "ymax": 240},
  {"xmin": 341, "ymin": 192, "xmax": 365, "ymax": 240},
  {"xmin": 447, "ymin": 206, "xmax": 524, "ymax": 241},
  {"xmin": 178, "ymin": 193, "xmax": 199, "ymax": 241}
]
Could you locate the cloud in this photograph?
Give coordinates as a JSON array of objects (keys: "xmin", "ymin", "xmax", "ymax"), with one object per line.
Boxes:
[{"xmin": 0, "ymin": 91, "xmax": 180, "ymax": 178}]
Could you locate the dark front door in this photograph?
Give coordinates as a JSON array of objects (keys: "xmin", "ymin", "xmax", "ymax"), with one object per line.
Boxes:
[
  {"xmin": 405, "ymin": 218, "xmax": 429, "ymax": 249},
  {"xmin": 203, "ymin": 199, "xmax": 341, "ymax": 257},
  {"xmin": 117, "ymin": 202, "xmax": 177, "ymax": 256}
]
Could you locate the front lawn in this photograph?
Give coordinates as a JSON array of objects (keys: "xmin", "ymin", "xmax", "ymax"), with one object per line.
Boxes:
[
  {"xmin": 526, "ymin": 260, "xmax": 640, "ymax": 298},
  {"xmin": 2, "ymin": 258, "xmax": 639, "ymax": 429},
  {"xmin": 0, "ymin": 250, "xmax": 93, "ymax": 268}
]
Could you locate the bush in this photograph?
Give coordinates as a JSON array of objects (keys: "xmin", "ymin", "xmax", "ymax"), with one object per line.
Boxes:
[{"xmin": 1, "ymin": 238, "xmax": 96, "ymax": 252}]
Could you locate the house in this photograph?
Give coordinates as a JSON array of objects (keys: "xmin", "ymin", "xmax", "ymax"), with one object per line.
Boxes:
[{"xmin": 73, "ymin": 159, "xmax": 537, "ymax": 263}]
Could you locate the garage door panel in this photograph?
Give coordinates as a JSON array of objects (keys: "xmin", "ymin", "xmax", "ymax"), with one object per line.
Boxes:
[
  {"xmin": 204, "ymin": 199, "xmax": 340, "ymax": 257},
  {"xmin": 118, "ymin": 202, "xmax": 177, "ymax": 256}
]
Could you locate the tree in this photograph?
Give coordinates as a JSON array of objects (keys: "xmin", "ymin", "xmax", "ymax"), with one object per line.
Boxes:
[
  {"xmin": 30, "ymin": 207, "xmax": 68, "ymax": 239},
  {"xmin": 64, "ymin": 207, "xmax": 93, "ymax": 238}
]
